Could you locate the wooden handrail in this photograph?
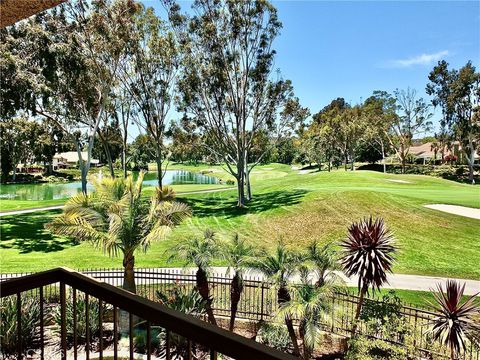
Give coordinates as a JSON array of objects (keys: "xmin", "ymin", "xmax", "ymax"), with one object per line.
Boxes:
[{"xmin": 0, "ymin": 267, "xmax": 298, "ymax": 360}]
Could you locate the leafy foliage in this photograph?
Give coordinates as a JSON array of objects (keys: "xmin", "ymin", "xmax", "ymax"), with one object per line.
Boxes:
[
  {"xmin": 257, "ymin": 322, "xmax": 292, "ymax": 353},
  {"xmin": 47, "ymin": 172, "xmax": 191, "ymax": 291},
  {"xmin": 156, "ymin": 284, "xmax": 207, "ymax": 358},
  {"xmin": 53, "ymin": 294, "xmax": 100, "ymax": 345},
  {"xmin": 0, "ymin": 295, "xmax": 40, "ymax": 356}
]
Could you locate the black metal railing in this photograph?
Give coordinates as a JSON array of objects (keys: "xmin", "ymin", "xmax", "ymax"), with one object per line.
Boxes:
[
  {"xmin": 0, "ymin": 268, "xmax": 297, "ymax": 360},
  {"xmin": 1, "ymin": 268, "xmax": 479, "ymax": 360}
]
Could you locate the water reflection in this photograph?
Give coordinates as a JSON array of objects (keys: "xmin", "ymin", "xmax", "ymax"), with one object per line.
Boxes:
[{"xmin": 0, "ymin": 170, "xmax": 219, "ymax": 201}]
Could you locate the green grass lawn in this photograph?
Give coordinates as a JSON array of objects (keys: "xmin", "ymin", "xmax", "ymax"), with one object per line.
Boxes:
[{"xmin": 1, "ymin": 164, "xmax": 479, "ymax": 280}]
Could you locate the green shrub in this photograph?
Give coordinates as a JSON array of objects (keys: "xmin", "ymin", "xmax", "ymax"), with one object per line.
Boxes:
[
  {"xmin": 226, "ymin": 179, "xmax": 235, "ymax": 185},
  {"xmin": 345, "ymin": 336, "xmax": 410, "ymax": 360},
  {"xmin": 53, "ymin": 293, "xmax": 100, "ymax": 345},
  {"xmin": 0, "ymin": 295, "xmax": 41, "ymax": 356},
  {"xmin": 257, "ymin": 322, "xmax": 291, "ymax": 353},
  {"xmin": 155, "ymin": 284, "xmax": 208, "ymax": 357},
  {"xmin": 134, "ymin": 326, "xmax": 161, "ymax": 354}
]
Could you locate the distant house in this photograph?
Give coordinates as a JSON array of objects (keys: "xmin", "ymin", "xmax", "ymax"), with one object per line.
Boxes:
[
  {"xmin": 53, "ymin": 152, "xmax": 100, "ymax": 170},
  {"xmin": 409, "ymin": 142, "xmax": 479, "ymax": 164}
]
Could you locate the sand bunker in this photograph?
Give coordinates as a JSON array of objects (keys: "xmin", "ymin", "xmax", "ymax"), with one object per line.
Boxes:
[
  {"xmin": 424, "ymin": 204, "xmax": 480, "ymax": 220},
  {"xmin": 386, "ymin": 179, "xmax": 412, "ymax": 184}
]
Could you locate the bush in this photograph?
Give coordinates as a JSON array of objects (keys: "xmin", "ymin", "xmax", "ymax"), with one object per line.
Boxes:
[
  {"xmin": 257, "ymin": 322, "xmax": 291, "ymax": 353},
  {"xmin": 226, "ymin": 179, "xmax": 235, "ymax": 185},
  {"xmin": 53, "ymin": 293, "xmax": 100, "ymax": 345},
  {"xmin": 155, "ymin": 284, "xmax": 208, "ymax": 358},
  {"xmin": 134, "ymin": 326, "xmax": 161, "ymax": 354},
  {"xmin": 0, "ymin": 295, "xmax": 41, "ymax": 356},
  {"xmin": 345, "ymin": 336, "xmax": 410, "ymax": 360},
  {"xmin": 360, "ymin": 291, "xmax": 405, "ymax": 336}
]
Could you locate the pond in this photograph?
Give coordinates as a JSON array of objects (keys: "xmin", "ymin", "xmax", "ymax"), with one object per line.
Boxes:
[{"xmin": 0, "ymin": 170, "xmax": 219, "ymax": 201}]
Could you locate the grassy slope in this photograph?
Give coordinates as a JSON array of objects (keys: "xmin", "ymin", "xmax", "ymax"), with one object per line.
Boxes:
[{"xmin": 0, "ymin": 164, "xmax": 479, "ymax": 279}]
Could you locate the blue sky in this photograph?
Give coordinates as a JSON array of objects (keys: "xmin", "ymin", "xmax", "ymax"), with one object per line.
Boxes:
[{"xmin": 144, "ymin": 0, "xmax": 479, "ymax": 134}]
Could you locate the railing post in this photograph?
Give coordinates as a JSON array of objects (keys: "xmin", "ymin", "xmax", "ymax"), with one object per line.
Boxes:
[
  {"xmin": 16, "ymin": 293, "xmax": 22, "ymax": 360},
  {"xmin": 260, "ymin": 284, "xmax": 265, "ymax": 321},
  {"xmin": 60, "ymin": 282, "xmax": 67, "ymax": 360}
]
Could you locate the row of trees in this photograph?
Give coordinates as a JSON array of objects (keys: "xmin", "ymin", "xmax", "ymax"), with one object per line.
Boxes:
[{"xmin": 1, "ymin": 0, "xmax": 310, "ymax": 206}]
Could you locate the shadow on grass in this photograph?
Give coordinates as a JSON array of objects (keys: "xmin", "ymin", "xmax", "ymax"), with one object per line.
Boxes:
[
  {"xmin": 0, "ymin": 211, "xmax": 78, "ymax": 253},
  {"xmin": 180, "ymin": 189, "xmax": 309, "ymax": 218}
]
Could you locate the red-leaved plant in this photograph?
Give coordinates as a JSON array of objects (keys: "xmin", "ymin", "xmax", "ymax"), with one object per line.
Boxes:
[
  {"xmin": 339, "ymin": 216, "xmax": 397, "ymax": 333},
  {"xmin": 428, "ymin": 280, "xmax": 480, "ymax": 359}
]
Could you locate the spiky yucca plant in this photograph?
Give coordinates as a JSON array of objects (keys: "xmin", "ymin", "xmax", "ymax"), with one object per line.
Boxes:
[
  {"xmin": 429, "ymin": 280, "xmax": 480, "ymax": 359},
  {"xmin": 339, "ymin": 216, "xmax": 396, "ymax": 333},
  {"xmin": 47, "ymin": 172, "xmax": 191, "ymax": 293}
]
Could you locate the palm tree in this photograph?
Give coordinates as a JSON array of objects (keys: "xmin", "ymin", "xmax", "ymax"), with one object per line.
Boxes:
[
  {"xmin": 339, "ymin": 216, "xmax": 396, "ymax": 334},
  {"xmin": 428, "ymin": 280, "xmax": 480, "ymax": 359},
  {"xmin": 169, "ymin": 229, "xmax": 219, "ymax": 325},
  {"xmin": 47, "ymin": 172, "xmax": 191, "ymax": 293},
  {"xmin": 220, "ymin": 233, "xmax": 256, "ymax": 331},
  {"xmin": 277, "ymin": 268, "xmax": 334, "ymax": 360},
  {"xmin": 251, "ymin": 241, "xmax": 302, "ymax": 357},
  {"xmin": 307, "ymin": 241, "xmax": 342, "ymax": 288}
]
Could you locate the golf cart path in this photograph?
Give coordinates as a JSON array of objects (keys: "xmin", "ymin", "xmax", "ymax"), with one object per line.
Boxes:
[
  {"xmin": 424, "ymin": 204, "xmax": 480, "ymax": 220},
  {"xmin": 0, "ymin": 187, "xmax": 235, "ymax": 217}
]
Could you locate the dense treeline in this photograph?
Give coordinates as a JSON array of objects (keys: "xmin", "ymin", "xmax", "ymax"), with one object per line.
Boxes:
[{"xmin": 1, "ymin": 0, "xmax": 478, "ymax": 199}]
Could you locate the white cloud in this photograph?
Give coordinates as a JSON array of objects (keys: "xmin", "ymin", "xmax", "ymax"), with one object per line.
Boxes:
[{"xmin": 387, "ymin": 50, "xmax": 449, "ymax": 68}]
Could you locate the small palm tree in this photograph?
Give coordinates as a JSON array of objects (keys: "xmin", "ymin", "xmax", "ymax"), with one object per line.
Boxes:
[
  {"xmin": 47, "ymin": 172, "xmax": 191, "ymax": 293},
  {"xmin": 251, "ymin": 241, "xmax": 302, "ymax": 357},
  {"xmin": 278, "ymin": 268, "xmax": 334, "ymax": 360},
  {"xmin": 169, "ymin": 229, "xmax": 219, "ymax": 325},
  {"xmin": 307, "ymin": 241, "xmax": 342, "ymax": 288},
  {"xmin": 339, "ymin": 216, "xmax": 396, "ymax": 333},
  {"xmin": 428, "ymin": 280, "xmax": 480, "ymax": 359},
  {"xmin": 220, "ymin": 233, "xmax": 257, "ymax": 331}
]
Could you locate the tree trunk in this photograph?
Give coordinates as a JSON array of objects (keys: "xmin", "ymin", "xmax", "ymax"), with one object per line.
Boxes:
[
  {"xmin": 466, "ymin": 140, "xmax": 475, "ymax": 184},
  {"xmin": 75, "ymin": 140, "xmax": 89, "ymax": 195},
  {"xmin": 401, "ymin": 156, "xmax": 406, "ymax": 174},
  {"xmin": 344, "ymin": 154, "xmax": 348, "ymax": 171},
  {"xmin": 155, "ymin": 144, "xmax": 163, "ymax": 189},
  {"xmin": 196, "ymin": 268, "xmax": 217, "ymax": 325},
  {"xmin": 245, "ymin": 170, "xmax": 252, "ymax": 201},
  {"xmin": 122, "ymin": 147, "xmax": 127, "ymax": 178},
  {"xmin": 328, "ymin": 161, "xmax": 331, "ymax": 172},
  {"xmin": 299, "ymin": 320, "xmax": 311, "ymax": 360},
  {"xmin": 102, "ymin": 139, "xmax": 115, "ymax": 178},
  {"xmin": 12, "ymin": 166, "xmax": 16, "ymax": 181},
  {"xmin": 351, "ymin": 284, "xmax": 368, "ymax": 335},
  {"xmin": 381, "ymin": 142, "xmax": 386, "ymax": 173},
  {"xmin": 235, "ymin": 157, "xmax": 246, "ymax": 207},
  {"xmin": 122, "ymin": 254, "xmax": 136, "ymax": 293},
  {"xmin": 229, "ymin": 273, "xmax": 242, "ymax": 331},
  {"xmin": 278, "ymin": 286, "xmax": 301, "ymax": 357}
]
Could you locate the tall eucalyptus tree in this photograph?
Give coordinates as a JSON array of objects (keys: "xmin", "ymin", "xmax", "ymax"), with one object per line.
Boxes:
[
  {"xmin": 121, "ymin": 5, "xmax": 181, "ymax": 188},
  {"xmin": 167, "ymin": 0, "xmax": 297, "ymax": 207}
]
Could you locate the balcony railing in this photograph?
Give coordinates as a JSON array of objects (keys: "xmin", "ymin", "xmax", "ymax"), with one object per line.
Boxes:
[{"xmin": 0, "ymin": 267, "xmax": 297, "ymax": 360}]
